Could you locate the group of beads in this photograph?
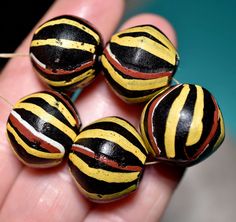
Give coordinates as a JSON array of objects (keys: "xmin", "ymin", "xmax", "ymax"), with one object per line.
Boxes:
[{"xmin": 6, "ymin": 15, "xmax": 225, "ymax": 202}]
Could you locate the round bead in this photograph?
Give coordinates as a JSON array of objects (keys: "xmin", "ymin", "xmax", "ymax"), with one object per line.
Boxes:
[
  {"xmin": 6, "ymin": 90, "xmax": 81, "ymax": 168},
  {"xmin": 101, "ymin": 24, "xmax": 179, "ymax": 103},
  {"xmin": 140, "ymin": 84, "xmax": 225, "ymax": 166},
  {"xmin": 68, "ymin": 116, "xmax": 148, "ymax": 202},
  {"xmin": 30, "ymin": 15, "xmax": 103, "ymax": 92}
]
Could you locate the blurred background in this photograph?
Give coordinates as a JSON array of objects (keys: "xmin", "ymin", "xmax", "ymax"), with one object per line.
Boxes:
[{"xmin": 1, "ymin": 0, "xmax": 235, "ymax": 221}]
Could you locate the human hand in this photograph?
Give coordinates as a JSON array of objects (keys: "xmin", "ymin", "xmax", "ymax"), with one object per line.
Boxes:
[{"xmin": 0, "ymin": 0, "xmax": 184, "ymax": 221}]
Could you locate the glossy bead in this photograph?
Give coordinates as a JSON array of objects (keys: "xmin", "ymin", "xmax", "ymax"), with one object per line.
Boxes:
[
  {"xmin": 6, "ymin": 90, "xmax": 81, "ymax": 168},
  {"xmin": 140, "ymin": 84, "xmax": 225, "ymax": 166},
  {"xmin": 68, "ymin": 116, "xmax": 148, "ymax": 202},
  {"xmin": 30, "ymin": 15, "xmax": 103, "ymax": 92},
  {"xmin": 101, "ymin": 24, "xmax": 179, "ymax": 103}
]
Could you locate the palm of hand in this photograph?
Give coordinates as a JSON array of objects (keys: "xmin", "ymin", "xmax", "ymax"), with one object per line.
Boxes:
[{"xmin": 0, "ymin": 1, "xmax": 183, "ymax": 221}]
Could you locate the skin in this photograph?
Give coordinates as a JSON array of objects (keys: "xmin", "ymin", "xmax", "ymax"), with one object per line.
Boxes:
[{"xmin": 0, "ymin": 0, "xmax": 184, "ymax": 221}]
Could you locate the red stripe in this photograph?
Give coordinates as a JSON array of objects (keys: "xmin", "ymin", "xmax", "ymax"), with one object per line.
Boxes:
[
  {"xmin": 104, "ymin": 48, "xmax": 173, "ymax": 79},
  {"xmin": 9, "ymin": 113, "xmax": 61, "ymax": 153},
  {"xmin": 72, "ymin": 145, "xmax": 142, "ymax": 172},
  {"xmin": 192, "ymin": 95, "xmax": 220, "ymax": 160},
  {"xmin": 32, "ymin": 59, "xmax": 95, "ymax": 75}
]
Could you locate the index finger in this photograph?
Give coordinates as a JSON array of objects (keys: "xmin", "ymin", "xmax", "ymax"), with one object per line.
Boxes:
[{"xmin": 0, "ymin": 0, "xmax": 124, "ymax": 218}]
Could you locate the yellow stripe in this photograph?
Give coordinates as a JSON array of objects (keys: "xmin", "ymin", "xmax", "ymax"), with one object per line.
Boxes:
[
  {"xmin": 119, "ymin": 86, "xmax": 168, "ymax": 103},
  {"xmin": 101, "ymin": 55, "xmax": 169, "ymax": 90},
  {"xmin": 164, "ymin": 84, "xmax": 190, "ymax": 158},
  {"xmin": 140, "ymin": 86, "xmax": 179, "ymax": 157},
  {"xmin": 93, "ymin": 117, "xmax": 148, "ymax": 153},
  {"xmin": 186, "ymin": 85, "xmax": 204, "ymax": 146},
  {"xmin": 7, "ymin": 138, "xmax": 62, "ymax": 168},
  {"xmin": 79, "ymin": 184, "xmax": 136, "ymax": 201},
  {"xmin": 14, "ymin": 103, "xmax": 76, "ymax": 140},
  {"xmin": 31, "ymin": 39, "xmax": 95, "ymax": 53},
  {"xmin": 69, "ymin": 166, "xmax": 136, "ymax": 201},
  {"xmin": 19, "ymin": 93, "xmax": 77, "ymax": 127},
  {"xmin": 7, "ymin": 123, "xmax": 64, "ymax": 159},
  {"xmin": 34, "ymin": 18, "xmax": 100, "ymax": 43},
  {"xmin": 39, "ymin": 69, "xmax": 95, "ymax": 87},
  {"xmin": 117, "ymin": 26, "xmax": 177, "ymax": 54},
  {"xmin": 213, "ymin": 110, "xmax": 225, "ymax": 150},
  {"xmin": 69, "ymin": 153, "xmax": 139, "ymax": 183},
  {"xmin": 76, "ymin": 129, "xmax": 146, "ymax": 163},
  {"xmin": 111, "ymin": 35, "xmax": 175, "ymax": 65}
]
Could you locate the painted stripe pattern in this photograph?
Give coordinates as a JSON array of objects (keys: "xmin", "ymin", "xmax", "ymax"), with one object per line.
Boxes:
[
  {"xmin": 68, "ymin": 116, "xmax": 147, "ymax": 202},
  {"xmin": 140, "ymin": 84, "xmax": 225, "ymax": 166},
  {"xmin": 7, "ymin": 91, "xmax": 81, "ymax": 168},
  {"xmin": 30, "ymin": 15, "xmax": 103, "ymax": 92},
  {"xmin": 101, "ymin": 24, "xmax": 179, "ymax": 103}
]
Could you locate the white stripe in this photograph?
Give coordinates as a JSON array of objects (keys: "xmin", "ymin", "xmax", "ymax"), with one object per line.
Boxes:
[
  {"xmin": 30, "ymin": 52, "xmax": 46, "ymax": 69},
  {"xmin": 106, "ymin": 44, "xmax": 122, "ymax": 66},
  {"xmin": 11, "ymin": 110, "xmax": 65, "ymax": 154},
  {"xmin": 72, "ymin": 144, "xmax": 94, "ymax": 154}
]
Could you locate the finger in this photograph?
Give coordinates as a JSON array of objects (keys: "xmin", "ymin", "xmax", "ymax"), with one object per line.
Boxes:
[
  {"xmin": 85, "ymin": 165, "xmax": 184, "ymax": 222},
  {"xmin": 81, "ymin": 13, "xmax": 184, "ymax": 222},
  {"xmin": 0, "ymin": 0, "xmax": 124, "ymax": 220}
]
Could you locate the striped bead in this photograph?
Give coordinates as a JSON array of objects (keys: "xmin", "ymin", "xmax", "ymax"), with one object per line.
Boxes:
[
  {"xmin": 6, "ymin": 90, "xmax": 81, "ymax": 168},
  {"xmin": 30, "ymin": 15, "xmax": 103, "ymax": 92},
  {"xmin": 101, "ymin": 25, "xmax": 179, "ymax": 103},
  {"xmin": 68, "ymin": 116, "xmax": 147, "ymax": 202},
  {"xmin": 140, "ymin": 84, "xmax": 225, "ymax": 166}
]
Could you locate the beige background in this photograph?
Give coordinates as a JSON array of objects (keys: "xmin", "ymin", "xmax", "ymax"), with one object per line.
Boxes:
[{"xmin": 161, "ymin": 135, "xmax": 236, "ymax": 222}]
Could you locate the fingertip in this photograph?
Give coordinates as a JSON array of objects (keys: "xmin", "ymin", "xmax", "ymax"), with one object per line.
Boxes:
[
  {"xmin": 35, "ymin": 0, "xmax": 125, "ymax": 42},
  {"xmin": 71, "ymin": 0, "xmax": 125, "ymax": 42},
  {"xmin": 120, "ymin": 13, "xmax": 178, "ymax": 46}
]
